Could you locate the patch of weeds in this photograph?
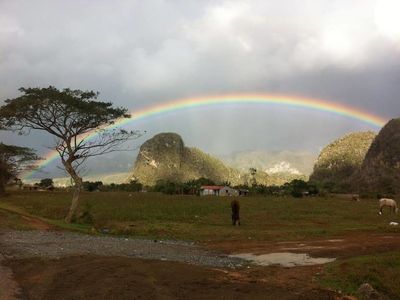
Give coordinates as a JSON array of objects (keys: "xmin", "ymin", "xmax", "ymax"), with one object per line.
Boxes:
[
  {"xmin": 318, "ymin": 252, "xmax": 400, "ymax": 299},
  {"xmin": 76, "ymin": 202, "xmax": 94, "ymax": 225}
]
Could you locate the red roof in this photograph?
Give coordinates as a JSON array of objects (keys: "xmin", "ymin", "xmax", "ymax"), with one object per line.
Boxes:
[{"xmin": 200, "ymin": 185, "xmax": 225, "ymax": 190}]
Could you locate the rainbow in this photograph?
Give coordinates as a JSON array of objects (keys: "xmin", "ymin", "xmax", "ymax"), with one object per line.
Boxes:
[{"xmin": 21, "ymin": 93, "xmax": 387, "ymax": 179}]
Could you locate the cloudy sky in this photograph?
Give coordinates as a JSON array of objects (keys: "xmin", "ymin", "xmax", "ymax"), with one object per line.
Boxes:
[{"xmin": 1, "ymin": 0, "xmax": 399, "ymax": 165}]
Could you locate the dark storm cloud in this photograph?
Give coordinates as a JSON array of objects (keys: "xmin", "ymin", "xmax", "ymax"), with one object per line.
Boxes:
[{"xmin": 1, "ymin": 0, "xmax": 399, "ymax": 157}]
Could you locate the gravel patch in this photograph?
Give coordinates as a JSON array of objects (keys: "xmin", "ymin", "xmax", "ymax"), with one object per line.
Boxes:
[{"xmin": 0, "ymin": 230, "xmax": 244, "ymax": 268}]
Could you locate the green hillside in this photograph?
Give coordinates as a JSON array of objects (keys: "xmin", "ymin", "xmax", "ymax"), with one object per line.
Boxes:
[{"xmin": 309, "ymin": 131, "xmax": 376, "ymax": 192}]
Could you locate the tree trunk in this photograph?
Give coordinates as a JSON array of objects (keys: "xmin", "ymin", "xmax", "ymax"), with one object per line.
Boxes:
[
  {"xmin": 64, "ymin": 162, "xmax": 83, "ymax": 223},
  {"xmin": 0, "ymin": 173, "xmax": 6, "ymax": 197},
  {"xmin": 0, "ymin": 161, "xmax": 7, "ymax": 197}
]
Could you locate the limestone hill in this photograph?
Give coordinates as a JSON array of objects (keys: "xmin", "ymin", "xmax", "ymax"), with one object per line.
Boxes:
[
  {"xmin": 356, "ymin": 118, "xmax": 400, "ymax": 196},
  {"xmin": 129, "ymin": 133, "xmax": 307, "ymax": 186},
  {"xmin": 129, "ymin": 133, "xmax": 242, "ymax": 186},
  {"xmin": 309, "ymin": 131, "xmax": 376, "ymax": 192}
]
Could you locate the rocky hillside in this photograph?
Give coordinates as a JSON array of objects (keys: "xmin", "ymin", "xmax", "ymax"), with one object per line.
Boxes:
[
  {"xmin": 309, "ymin": 131, "xmax": 376, "ymax": 192},
  {"xmin": 356, "ymin": 119, "xmax": 400, "ymax": 195},
  {"xmin": 129, "ymin": 133, "xmax": 242, "ymax": 186},
  {"xmin": 129, "ymin": 133, "xmax": 306, "ymax": 186}
]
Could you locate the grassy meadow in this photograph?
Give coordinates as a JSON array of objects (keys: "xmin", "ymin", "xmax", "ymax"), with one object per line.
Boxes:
[
  {"xmin": 1, "ymin": 190, "xmax": 399, "ymax": 241},
  {"xmin": 1, "ymin": 190, "xmax": 400, "ymax": 298}
]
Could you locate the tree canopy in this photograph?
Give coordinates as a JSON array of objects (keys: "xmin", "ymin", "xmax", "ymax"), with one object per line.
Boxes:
[
  {"xmin": 39, "ymin": 178, "xmax": 54, "ymax": 188},
  {"xmin": 0, "ymin": 86, "xmax": 136, "ymax": 166},
  {"xmin": 0, "ymin": 143, "xmax": 39, "ymax": 196}
]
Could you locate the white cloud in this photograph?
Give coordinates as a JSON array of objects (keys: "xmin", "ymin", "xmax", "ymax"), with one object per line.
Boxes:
[
  {"xmin": 375, "ymin": 0, "xmax": 400, "ymax": 43},
  {"xmin": 0, "ymin": 0, "xmax": 398, "ymax": 156}
]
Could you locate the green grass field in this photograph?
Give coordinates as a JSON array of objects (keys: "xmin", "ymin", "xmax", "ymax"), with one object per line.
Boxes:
[
  {"xmin": 1, "ymin": 190, "xmax": 400, "ymax": 298},
  {"xmin": 1, "ymin": 190, "xmax": 399, "ymax": 241}
]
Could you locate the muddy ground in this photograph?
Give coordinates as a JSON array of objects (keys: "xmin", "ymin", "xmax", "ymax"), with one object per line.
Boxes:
[
  {"xmin": 6, "ymin": 256, "xmax": 337, "ymax": 300},
  {"xmin": 206, "ymin": 233, "xmax": 400, "ymax": 259}
]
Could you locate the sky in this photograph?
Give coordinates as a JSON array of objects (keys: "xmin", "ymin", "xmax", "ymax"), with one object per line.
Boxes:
[{"xmin": 1, "ymin": 0, "xmax": 400, "ymax": 172}]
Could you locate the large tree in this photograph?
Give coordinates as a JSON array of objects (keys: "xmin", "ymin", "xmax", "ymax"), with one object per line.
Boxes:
[
  {"xmin": 0, "ymin": 143, "xmax": 39, "ymax": 196},
  {"xmin": 0, "ymin": 86, "xmax": 138, "ymax": 222}
]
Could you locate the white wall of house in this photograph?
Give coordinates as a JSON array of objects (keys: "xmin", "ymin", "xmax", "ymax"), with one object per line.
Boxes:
[
  {"xmin": 219, "ymin": 186, "xmax": 238, "ymax": 196},
  {"xmin": 201, "ymin": 188, "xmax": 219, "ymax": 196},
  {"xmin": 200, "ymin": 186, "xmax": 241, "ymax": 196}
]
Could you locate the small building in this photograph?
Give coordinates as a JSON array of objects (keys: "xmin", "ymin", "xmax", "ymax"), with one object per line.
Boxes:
[
  {"xmin": 22, "ymin": 184, "xmax": 39, "ymax": 191},
  {"xmin": 200, "ymin": 185, "xmax": 239, "ymax": 196}
]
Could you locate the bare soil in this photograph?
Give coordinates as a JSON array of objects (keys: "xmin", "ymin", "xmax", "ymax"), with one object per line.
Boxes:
[
  {"xmin": 205, "ymin": 233, "xmax": 400, "ymax": 259},
  {"xmin": 19, "ymin": 215, "xmax": 53, "ymax": 231},
  {"xmin": 2, "ymin": 231, "xmax": 400, "ymax": 299},
  {"xmin": 6, "ymin": 256, "xmax": 337, "ymax": 300}
]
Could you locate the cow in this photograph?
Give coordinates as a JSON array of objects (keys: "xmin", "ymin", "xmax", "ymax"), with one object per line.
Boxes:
[
  {"xmin": 231, "ymin": 199, "xmax": 240, "ymax": 226},
  {"xmin": 378, "ymin": 198, "xmax": 399, "ymax": 215}
]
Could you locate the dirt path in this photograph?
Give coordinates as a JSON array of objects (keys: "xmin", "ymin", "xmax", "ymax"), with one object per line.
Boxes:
[
  {"xmin": 0, "ymin": 205, "xmax": 54, "ymax": 231},
  {"xmin": 19, "ymin": 215, "xmax": 53, "ymax": 231}
]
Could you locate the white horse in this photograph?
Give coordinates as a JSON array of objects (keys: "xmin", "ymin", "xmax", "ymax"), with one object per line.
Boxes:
[{"xmin": 379, "ymin": 198, "xmax": 399, "ymax": 215}]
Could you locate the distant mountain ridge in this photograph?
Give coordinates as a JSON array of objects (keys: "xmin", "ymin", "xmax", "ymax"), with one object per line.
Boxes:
[
  {"xmin": 29, "ymin": 133, "xmax": 313, "ymax": 187},
  {"xmin": 129, "ymin": 133, "xmax": 307, "ymax": 186}
]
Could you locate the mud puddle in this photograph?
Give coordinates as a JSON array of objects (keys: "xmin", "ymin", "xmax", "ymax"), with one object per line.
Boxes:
[{"xmin": 230, "ymin": 252, "xmax": 335, "ymax": 267}]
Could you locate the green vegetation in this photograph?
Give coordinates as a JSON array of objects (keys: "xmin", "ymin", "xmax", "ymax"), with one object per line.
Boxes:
[
  {"xmin": 319, "ymin": 252, "xmax": 400, "ymax": 299},
  {"xmin": 310, "ymin": 131, "xmax": 376, "ymax": 193},
  {"xmin": 38, "ymin": 178, "xmax": 54, "ymax": 188},
  {"xmin": 0, "ymin": 143, "xmax": 39, "ymax": 196},
  {"xmin": 83, "ymin": 181, "xmax": 104, "ymax": 192},
  {"xmin": 1, "ymin": 191, "xmax": 398, "ymax": 241}
]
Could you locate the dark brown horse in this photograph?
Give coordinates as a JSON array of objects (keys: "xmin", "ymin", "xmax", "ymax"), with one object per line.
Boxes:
[{"xmin": 231, "ymin": 199, "xmax": 240, "ymax": 226}]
